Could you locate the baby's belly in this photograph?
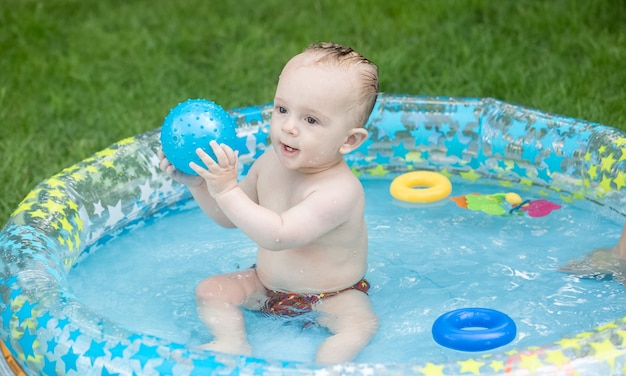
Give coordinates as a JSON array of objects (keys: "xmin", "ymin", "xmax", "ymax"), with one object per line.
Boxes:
[{"xmin": 256, "ymin": 248, "xmax": 367, "ymax": 293}]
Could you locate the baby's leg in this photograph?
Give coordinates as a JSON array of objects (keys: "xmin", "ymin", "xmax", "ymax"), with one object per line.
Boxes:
[
  {"xmin": 195, "ymin": 269, "xmax": 266, "ymax": 355},
  {"xmin": 313, "ymin": 289, "xmax": 378, "ymax": 364}
]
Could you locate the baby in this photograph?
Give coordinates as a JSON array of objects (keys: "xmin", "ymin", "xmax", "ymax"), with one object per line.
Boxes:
[{"xmin": 159, "ymin": 42, "xmax": 379, "ymax": 363}]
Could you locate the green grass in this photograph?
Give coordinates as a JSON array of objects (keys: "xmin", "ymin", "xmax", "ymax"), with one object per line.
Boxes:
[{"xmin": 1, "ymin": 0, "xmax": 625, "ymax": 225}]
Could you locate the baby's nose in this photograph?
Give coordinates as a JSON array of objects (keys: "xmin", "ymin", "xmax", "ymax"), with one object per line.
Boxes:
[{"xmin": 282, "ymin": 118, "xmax": 298, "ymax": 135}]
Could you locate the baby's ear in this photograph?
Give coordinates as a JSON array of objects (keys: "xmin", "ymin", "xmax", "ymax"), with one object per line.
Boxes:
[{"xmin": 339, "ymin": 127, "xmax": 369, "ymax": 155}]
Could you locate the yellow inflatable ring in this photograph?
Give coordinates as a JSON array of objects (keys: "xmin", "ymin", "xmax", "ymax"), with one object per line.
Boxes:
[{"xmin": 390, "ymin": 171, "xmax": 452, "ymax": 203}]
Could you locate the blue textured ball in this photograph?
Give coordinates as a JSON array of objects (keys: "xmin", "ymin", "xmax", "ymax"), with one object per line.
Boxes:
[{"xmin": 160, "ymin": 99, "xmax": 237, "ymax": 175}]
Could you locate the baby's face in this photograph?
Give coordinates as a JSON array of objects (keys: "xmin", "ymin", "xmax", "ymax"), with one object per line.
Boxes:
[{"xmin": 270, "ymin": 57, "xmax": 361, "ymax": 172}]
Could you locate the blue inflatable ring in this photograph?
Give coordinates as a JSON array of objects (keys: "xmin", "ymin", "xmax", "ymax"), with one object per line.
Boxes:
[{"xmin": 432, "ymin": 308, "xmax": 516, "ymax": 352}]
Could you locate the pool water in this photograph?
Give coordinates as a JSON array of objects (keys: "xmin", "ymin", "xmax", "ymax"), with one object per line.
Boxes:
[{"xmin": 68, "ymin": 179, "xmax": 625, "ymax": 364}]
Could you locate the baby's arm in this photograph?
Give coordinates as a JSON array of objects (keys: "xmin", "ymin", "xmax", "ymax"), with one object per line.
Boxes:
[
  {"xmin": 192, "ymin": 142, "xmax": 359, "ymax": 251},
  {"xmin": 158, "ymin": 148, "xmax": 234, "ymax": 227},
  {"xmin": 215, "ymin": 185, "xmax": 353, "ymax": 250},
  {"xmin": 613, "ymin": 222, "xmax": 626, "ymax": 277}
]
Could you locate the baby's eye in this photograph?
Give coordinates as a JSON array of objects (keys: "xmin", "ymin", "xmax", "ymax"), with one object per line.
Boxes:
[
  {"xmin": 305, "ymin": 116, "xmax": 318, "ymax": 125},
  {"xmin": 275, "ymin": 105, "xmax": 287, "ymax": 114}
]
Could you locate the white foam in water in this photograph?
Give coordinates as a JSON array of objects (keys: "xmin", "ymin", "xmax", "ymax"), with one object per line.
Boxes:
[{"xmin": 68, "ymin": 179, "xmax": 625, "ymax": 364}]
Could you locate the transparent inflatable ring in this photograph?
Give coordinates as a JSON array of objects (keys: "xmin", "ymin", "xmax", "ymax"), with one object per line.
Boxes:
[
  {"xmin": 389, "ymin": 171, "xmax": 452, "ymax": 203},
  {"xmin": 432, "ymin": 308, "xmax": 517, "ymax": 352}
]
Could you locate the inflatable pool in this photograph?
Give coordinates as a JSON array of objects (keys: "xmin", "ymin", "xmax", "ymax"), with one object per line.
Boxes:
[{"xmin": 1, "ymin": 94, "xmax": 625, "ymax": 375}]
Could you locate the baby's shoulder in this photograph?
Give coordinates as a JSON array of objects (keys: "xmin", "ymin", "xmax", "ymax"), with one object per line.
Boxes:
[{"xmin": 319, "ymin": 164, "xmax": 364, "ymax": 194}]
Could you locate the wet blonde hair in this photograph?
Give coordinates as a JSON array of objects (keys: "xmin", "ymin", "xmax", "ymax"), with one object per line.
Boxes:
[{"xmin": 302, "ymin": 42, "xmax": 379, "ymax": 128}]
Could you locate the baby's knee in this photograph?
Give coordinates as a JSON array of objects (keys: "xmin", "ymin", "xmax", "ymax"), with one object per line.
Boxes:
[
  {"xmin": 195, "ymin": 276, "xmax": 235, "ymax": 300},
  {"xmin": 195, "ymin": 277, "xmax": 216, "ymax": 299},
  {"xmin": 334, "ymin": 310, "xmax": 379, "ymax": 338}
]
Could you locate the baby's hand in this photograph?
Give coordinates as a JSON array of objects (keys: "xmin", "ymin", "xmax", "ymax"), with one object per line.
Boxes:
[
  {"xmin": 158, "ymin": 148, "xmax": 203, "ymax": 187},
  {"xmin": 191, "ymin": 141, "xmax": 239, "ymax": 197},
  {"xmin": 559, "ymin": 246, "xmax": 626, "ymax": 285}
]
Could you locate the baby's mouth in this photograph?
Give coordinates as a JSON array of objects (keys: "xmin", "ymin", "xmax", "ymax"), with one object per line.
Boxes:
[{"xmin": 282, "ymin": 143, "xmax": 299, "ymax": 156}]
